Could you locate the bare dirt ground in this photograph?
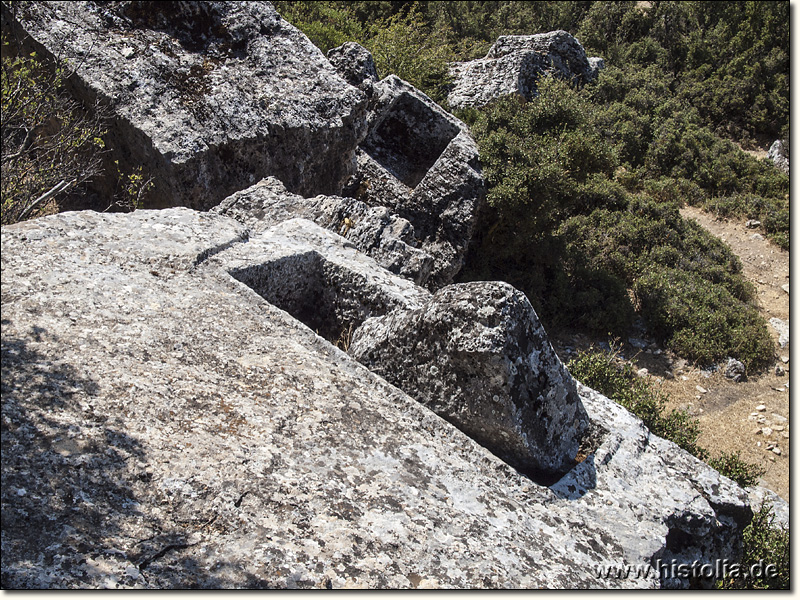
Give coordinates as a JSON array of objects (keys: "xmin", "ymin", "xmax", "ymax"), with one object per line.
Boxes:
[{"xmin": 552, "ymin": 206, "xmax": 790, "ymax": 500}]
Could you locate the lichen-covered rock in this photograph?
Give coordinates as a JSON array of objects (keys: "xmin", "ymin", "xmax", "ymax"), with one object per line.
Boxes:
[
  {"xmin": 1, "ymin": 209, "xmax": 761, "ymax": 588},
  {"xmin": 206, "ymin": 217, "xmax": 432, "ymax": 341},
  {"xmin": 447, "ymin": 31, "xmax": 602, "ymax": 109},
  {"xmin": 327, "ymin": 42, "xmax": 379, "ymax": 93},
  {"xmin": 345, "ymin": 75, "xmax": 485, "ymax": 289},
  {"xmin": 0, "ymin": 209, "xmax": 624, "ymax": 589},
  {"xmin": 211, "ymin": 177, "xmax": 434, "ymax": 285},
  {"xmin": 350, "ymin": 281, "xmax": 590, "ymax": 478},
  {"xmin": 2, "ymin": 1, "xmax": 367, "ymax": 210},
  {"xmin": 723, "ymin": 358, "xmax": 747, "ymax": 382},
  {"xmin": 558, "ymin": 384, "xmax": 754, "ymax": 589},
  {"xmin": 767, "ymin": 139, "xmax": 789, "ymax": 174}
]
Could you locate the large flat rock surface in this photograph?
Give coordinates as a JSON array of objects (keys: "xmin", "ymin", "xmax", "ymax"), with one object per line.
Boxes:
[{"xmin": 2, "ymin": 209, "xmax": 645, "ymax": 589}]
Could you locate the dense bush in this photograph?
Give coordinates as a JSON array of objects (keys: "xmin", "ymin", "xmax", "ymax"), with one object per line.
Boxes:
[
  {"xmin": 707, "ymin": 451, "xmax": 764, "ymax": 489},
  {"xmin": 460, "ymin": 80, "xmax": 775, "ymax": 369}
]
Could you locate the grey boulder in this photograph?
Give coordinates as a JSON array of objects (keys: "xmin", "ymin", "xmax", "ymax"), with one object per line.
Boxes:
[
  {"xmin": 448, "ymin": 30, "xmax": 603, "ymax": 109},
  {"xmin": 723, "ymin": 358, "xmax": 747, "ymax": 382},
  {"xmin": 767, "ymin": 139, "xmax": 789, "ymax": 174},
  {"xmin": 350, "ymin": 281, "xmax": 589, "ymax": 478},
  {"xmin": 2, "ymin": 1, "xmax": 367, "ymax": 210},
  {"xmin": 327, "ymin": 42, "xmax": 379, "ymax": 93}
]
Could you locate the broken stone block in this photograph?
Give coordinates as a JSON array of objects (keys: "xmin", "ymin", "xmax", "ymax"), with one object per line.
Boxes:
[
  {"xmin": 211, "ymin": 177, "xmax": 435, "ymax": 285},
  {"xmin": 327, "ymin": 41, "xmax": 379, "ymax": 94},
  {"xmin": 208, "ymin": 218, "xmax": 431, "ymax": 344},
  {"xmin": 2, "ymin": 1, "xmax": 368, "ymax": 210},
  {"xmin": 344, "ymin": 75, "xmax": 485, "ymax": 290},
  {"xmin": 447, "ymin": 30, "xmax": 603, "ymax": 109},
  {"xmin": 350, "ymin": 281, "xmax": 589, "ymax": 479}
]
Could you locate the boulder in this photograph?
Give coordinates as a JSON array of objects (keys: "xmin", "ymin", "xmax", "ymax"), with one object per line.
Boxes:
[
  {"xmin": 350, "ymin": 281, "xmax": 589, "ymax": 479},
  {"xmin": 1, "ymin": 209, "xmax": 759, "ymax": 588},
  {"xmin": 327, "ymin": 42, "xmax": 379, "ymax": 94},
  {"xmin": 769, "ymin": 317, "xmax": 789, "ymax": 348},
  {"xmin": 211, "ymin": 177, "xmax": 435, "ymax": 285},
  {"xmin": 1, "ymin": 1, "xmax": 367, "ymax": 210},
  {"xmin": 447, "ymin": 31, "xmax": 602, "ymax": 109},
  {"xmin": 342, "ymin": 75, "xmax": 485, "ymax": 289},
  {"xmin": 723, "ymin": 358, "xmax": 747, "ymax": 382},
  {"xmin": 556, "ymin": 384, "xmax": 752, "ymax": 585},
  {"xmin": 767, "ymin": 140, "xmax": 789, "ymax": 174}
]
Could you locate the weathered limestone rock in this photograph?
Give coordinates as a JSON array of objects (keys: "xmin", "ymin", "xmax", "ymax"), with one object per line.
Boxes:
[
  {"xmin": 211, "ymin": 177, "xmax": 435, "ymax": 286},
  {"xmin": 343, "ymin": 75, "xmax": 485, "ymax": 289},
  {"xmin": 723, "ymin": 358, "xmax": 747, "ymax": 382},
  {"xmin": 769, "ymin": 317, "xmax": 789, "ymax": 348},
  {"xmin": 2, "ymin": 1, "xmax": 367, "ymax": 210},
  {"xmin": 206, "ymin": 217, "xmax": 432, "ymax": 342},
  {"xmin": 1, "ymin": 210, "xmax": 762, "ymax": 588},
  {"xmin": 745, "ymin": 486, "xmax": 790, "ymax": 531},
  {"xmin": 327, "ymin": 42, "xmax": 379, "ymax": 94},
  {"xmin": 349, "ymin": 281, "xmax": 587, "ymax": 479},
  {"xmin": 767, "ymin": 139, "xmax": 789, "ymax": 174},
  {"xmin": 555, "ymin": 384, "xmax": 752, "ymax": 588},
  {"xmin": 448, "ymin": 31, "xmax": 602, "ymax": 109}
]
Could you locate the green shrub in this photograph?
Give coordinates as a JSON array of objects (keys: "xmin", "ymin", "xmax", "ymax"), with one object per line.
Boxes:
[
  {"xmin": 272, "ymin": 1, "xmax": 367, "ymax": 53},
  {"xmin": 365, "ymin": 5, "xmax": 455, "ymax": 103},
  {"xmin": 1, "ymin": 35, "xmax": 106, "ymax": 224},
  {"xmin": 718, "ymin": 502, "xmax": 789, "ymax": 589},
  {"xmin": 568, "ymin": 347, "xmax": 707, "ymax": 459},
  {"xmin": 633, "ymin": 267, "xmax": 774, "ymax": 370},
  {"xmin": 708, "ymin": 451, "xmax": 765, "ymax": 489}
]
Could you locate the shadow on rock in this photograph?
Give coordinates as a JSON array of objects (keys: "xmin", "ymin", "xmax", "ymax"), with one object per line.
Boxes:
[{"xmin": 1, "ymin": 323, "xmax": 153, "ymax": 589}]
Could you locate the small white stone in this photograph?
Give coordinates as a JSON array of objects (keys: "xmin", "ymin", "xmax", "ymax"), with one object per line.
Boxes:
[
  {"xmin": 696, "ymin": 386, "xmax": 707, "ymax": 394},
  {"xmin": 771, "ymin": 447, "xmax": 782, "ymax": 455},
  {"xmin": 756, "ymin": 404, "xmax": 767, "ymax": 412},
  {"xmin": 772, "ymin": 425, "xmax": 785, "ymax": 431},
  {"xmin": 762, "ymin": 427, "xmax": 773, "ymax": 436}
]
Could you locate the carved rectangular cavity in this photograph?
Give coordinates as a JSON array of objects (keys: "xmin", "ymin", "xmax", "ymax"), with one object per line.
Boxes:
[
  {"xmin": 362, "ymin": 93, "xmax": 460, "ymax": 188},
  {"xmin": 229, "ymin": 251, "xmax": 397, "ymax": 345}
]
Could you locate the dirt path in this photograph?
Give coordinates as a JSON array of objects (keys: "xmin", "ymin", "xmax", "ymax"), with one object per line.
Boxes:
[
  {"xmin": 669, "ymin": 207, "xmax": 790, "ymax": 500},
  {"xmin": 552, "ymin": 207, "xmax": 790, "ymax": 500}
]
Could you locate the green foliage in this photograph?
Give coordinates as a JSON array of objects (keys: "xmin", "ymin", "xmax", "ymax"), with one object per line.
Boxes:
[
  {"xmin": 276, "ymin": 1, "xmax": 455, "ymax": 102},
  {"xmin": 718, "ymin": 502, "xmax": 789, "ymax": 589},
  {"xmin": 633, "ymin": 267, "xmax": 773, "ymax": 370},
  {"xmin": 272, "ymin": 2, "xmax": 367, "ymax": 53},
  {"xmin": 707, "ymin": 451, "xmax": 764, "ymax": 489},
  {"xmin": 365, "ymin": 5, "xmax": 455, "ymax": 103},
  {"xmin": 1, "ymin": 34, "xmax": 106, "ymax": 224},
  {"xmin": 567, "ymin": 346, "xmax": 706, "ymax": 458}
]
